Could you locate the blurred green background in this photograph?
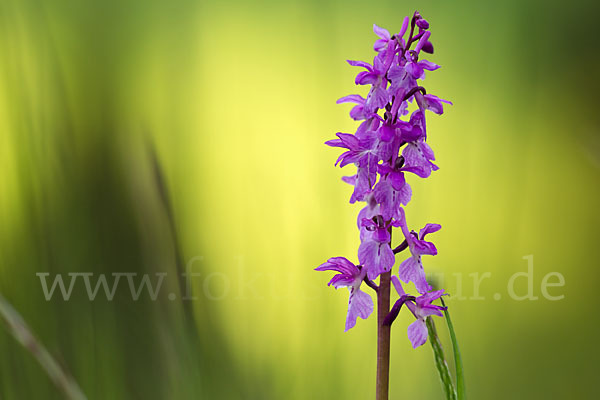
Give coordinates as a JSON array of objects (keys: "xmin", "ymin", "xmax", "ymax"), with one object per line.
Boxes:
[{"xmin": 0, "ymin": 0, "xmax": 598, "ymax": 398}]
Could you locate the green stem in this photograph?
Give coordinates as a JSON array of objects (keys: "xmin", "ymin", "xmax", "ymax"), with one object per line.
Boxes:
[
  {"xmin": 0, "ymin": 294, "xmax": 87, "ymax": 400},
  {"xmin": 426, "ymin": 317, "xmax": 456, "ymax": 400},
  {"xmin": 441, "ymin": 298, "xmax": 466, "ymax": 400}
]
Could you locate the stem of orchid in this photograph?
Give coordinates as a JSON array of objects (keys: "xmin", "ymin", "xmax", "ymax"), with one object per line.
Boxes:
[{"xmin": 376, "ymin": 269, "xmax": 391, "ymax": 400}]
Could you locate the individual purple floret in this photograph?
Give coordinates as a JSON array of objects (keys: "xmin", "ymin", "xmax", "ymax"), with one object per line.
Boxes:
[
  {"xmin": 391, "ymin": 276, "xmax": 446, "ymax": 348},
  {"xmin": 373, "ymin": 160, "xmax": 419, "ymax": 220},
  {"xmin": 358, "ymin": 217, "xmax": 395, "ymax": 280},
  {"xmin": 336, "ymin": 94, "xmax": 368, "ymax": 121},
  {"xmin": 396, "ymin": 207, "xmax": 440, "ymax": 294},
  {"xmin": 315, "ymin": 257, "xmax": 374, "ymax": 331},
  {"xmin": 348, "ymin": 58, "xmax": 389, "ymax": 114}
]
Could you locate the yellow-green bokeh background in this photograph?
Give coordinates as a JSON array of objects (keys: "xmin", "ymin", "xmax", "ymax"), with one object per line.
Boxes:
[{"xmin": 0, "ymin": 0, "xmax": 598, "ymax": 398}]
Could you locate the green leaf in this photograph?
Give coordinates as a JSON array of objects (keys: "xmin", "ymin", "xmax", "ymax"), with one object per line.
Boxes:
[
  {"xmin": 441, "ymin": 298, "xmax": 466, "ymax": 400},
  {"xmin": 426, "ymin": 317, "xmax": 457, "ymax": 400}
]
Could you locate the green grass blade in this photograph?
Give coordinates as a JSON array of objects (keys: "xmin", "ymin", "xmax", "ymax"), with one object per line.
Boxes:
[
  {"xmin": 426, "ymin": 317, "xmax": 457, "ymax": 400},
  {"xmin": 441, "ymin": 298, "xmax": 466, "ymax": 400},
  {"xmin": 0, "ymin": 294, "xmax": 87, "ymax": 400}
]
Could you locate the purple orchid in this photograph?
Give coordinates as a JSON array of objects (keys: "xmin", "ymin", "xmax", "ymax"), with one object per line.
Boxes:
[
  {"xmin": 315, "ymin": 257, "xmax": 374, "ymax": 331},
  {"xmin": 358, "ymin": 217, "xmax": 395, "ymax": 280},
  {"xmin": 317, "ymin": 12, "xmax": 458, "ymax": 397},
  {"xmin": 415, "ymin": 92, "xmax": 453, "ymax": 115},
  {"xmin": 356, "ymin": 191, "xmax": 381, "ymax": 226},
  {"xmin": 347, "ymin": 55, "xmax": 392, "ymax": 114},
  {"xmin": 373, "ymin": 18, "xmax": 410, "ymax": 54},
  {"xmin": 322, "ymin": 11, "xmax": 450, "ymax": 322},
  {"xmin": 402, "ymin": 31, "xmax": 438, "ymax": 77},
  {"xmin": 399, "ymin": 111, "xmax": 439, "ymax": 178},
  {"xmin": 326, "ymin": 132, "xmax": 379, "ymax": 202},
  {"xmin": 325, "ymin": 132, "xmax": 377, "ymax": 169},
  {"xmin": 391, "ymin": 276, "xmax": 446, "ymax": 348},
  {"xmin": 373, "ymin": 24, "xmax": 393, "ymax": 53},
  {"xmin": 402, "ymin": 139, "xmax": 438, "ymax": 178},
  {"xmin": 341, "ymin": 169, "xmax": 375, "ymax": 204},
  {"xmin": 336, "ymin": 94, "xmax": 368, "ymax": 121},
  {"xmin": 396, "ymin": 207, "xmax": 440, "ymax": 294},
  {"xmin": 387, "ymin": 61, "xmax": 415, "ymax": 103},
  {"xmin": 373, "ymin": 161, "xmax": 413, "ymax": 220}
]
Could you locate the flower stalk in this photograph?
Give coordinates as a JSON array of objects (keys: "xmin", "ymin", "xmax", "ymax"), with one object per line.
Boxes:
[{"xmin": 376, "ymin": 272, "xmax": 391, "ymax": 400}]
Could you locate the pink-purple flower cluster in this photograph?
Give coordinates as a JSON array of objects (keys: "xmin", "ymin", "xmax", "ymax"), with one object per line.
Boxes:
[{"xmin": 316, "ymin": 12, "xmax": 451, "ymax": 348}]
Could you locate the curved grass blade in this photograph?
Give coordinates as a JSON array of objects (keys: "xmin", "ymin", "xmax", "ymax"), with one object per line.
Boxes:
[
  {"xmin": 441, "ymin": 297, "xmax": 466, "ymax": 400},
  {"xmin": 426, "ymin": 317, "xmax": 457, "ymax": 400},
  {"xmin": 0, "ymin": 294, "xmax": 87, "ymax": 400}
]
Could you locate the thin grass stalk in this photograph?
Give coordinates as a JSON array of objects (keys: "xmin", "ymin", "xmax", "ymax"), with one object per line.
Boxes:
[
  {"xmin": 0, "ymin": 294, "xmax": 87, "ymax": 400},
  {"xmin": 426, "ymin": 316, "xmax": 456, "ymax": 400}
]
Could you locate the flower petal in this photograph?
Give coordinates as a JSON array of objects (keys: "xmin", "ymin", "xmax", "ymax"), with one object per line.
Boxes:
[
  {"xmin": 412, "ymin": 239, "xmax": 437, "ymax": 256},
  {"xmin": 400, "ymin": 125, "xmax": 423, "ymax": 142},
  {"xmin": 419, "ymin": 223, "xmax": 441, "ymax": 239},
  {"xmin": 397, "ymin": 181, "xmax": 412, "ymax": 206},
  {"xmin": 389, "ymin": 171, "xmax": 406, "ymax": 191},
  {"xmin": 336, "ymin": 94, "xmax": 366, "ymax": 105},
  {"xmin": 366, "ymin": 85, "xmax": 389, "ymax": 111},
  {"xmin": 373, "ymin": 24, "xmax": 391, "ymax": 40},
  {"xmin": 416, "ymin": 18, "xmax": 429, "ymax": 30},
  {"xmin": 315, "ymin": 257, "xmax": 358, "ymax": 275},
  {"xmin": 328, "ymin": 274, "xmax": 355, "ymax": 288},
  {"xmin": 347, "ymin": 59, "xmax": 373, "ymax": 70},
  {"xmin": 373, "ymin": 39, "xmax": 387, "ymax": 52},
  {"xmin": 387, "ymin": 64, "xmax": 405, "ymax": 82},
  {"xmin": 419, "ymin": 59, "xmax": 440, "ymax": 71},
  {"xmin": 405, "ymin": 62, "xmax": 424, "ymax": 79},
  {"xmin": 373, "ymin": 180, "xmax": 400, "ymax": 221},
  {"xmin": 356, "ymin": 71, "xmax": 379, "ymax": 85},
  {"xmin": 407, "ymin": 319, "xmax": 428, "ymax": 348},
  {"xmin": 398, "ymin": 256, "xmax": 432, "ymax": 294},
  {"xmin": 415, "ymin": 31, "xmax": 431, "ymax": 54},
  {"xmin": 402, "ymin": 142, "xmax": 433, "ymax": 178},
  {"xmin": 379, "ymin": 124, "xmax": 395, "ymax": 142},
  {"xmin": 358, "ymin": 241, "xmax": 395, "ymax": 280},
  {"xmin": 345, "ymin": 289, "xmax": 374, "ymax": 331},
  {"xmin": 348, "ymin": 104, "xmax": 366, "ymax": 120},
  {"xmin": 416, "ymin": 289, "xmax": 445, "ymax": 307},
  {"xmin": 357, "ymin": 198, "xmax": 380, "ymax": 228},
  {"xmin": 397, "ymin": 16, "xmax": 410, "ymax": 39},
  {"xmin": 421, "ymin": 40, "xmax": 434, "ymax": 54},
  {"xmin": 341, "ymin": 175, "xmax": 356, "ymax": 186}
]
